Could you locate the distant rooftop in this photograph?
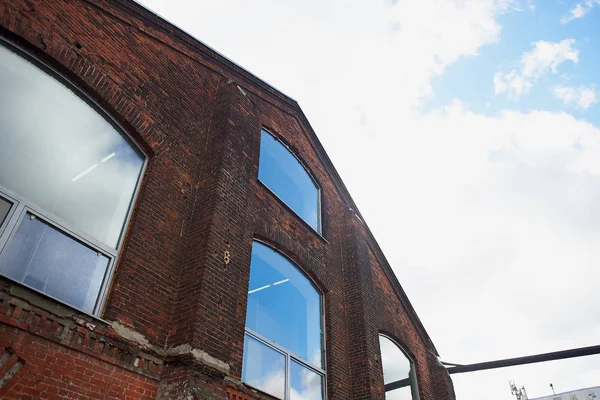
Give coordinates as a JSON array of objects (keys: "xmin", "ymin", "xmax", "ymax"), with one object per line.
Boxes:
[{"xmin": 529, "ymin": 385, "xmax": 599, "ymax": 400}]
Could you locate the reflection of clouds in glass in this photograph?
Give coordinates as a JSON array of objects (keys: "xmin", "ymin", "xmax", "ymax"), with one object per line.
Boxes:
[
  {"xmin": 309, "ymin": 348, "xmax": 322, "ymax": 369},
  {"xmin": 379, "ymin": 336, "xmax": 411, "ymax": 384},
  {"xmin": 253, "ymin": 369, "xmax": 285, "ymax": 399},
  {"xmin": 242, "ymin": 335, "xmax": 286, "ymax": 399},
  {"xmin": 0, "ymin": 45, "xmax": 143, "ymax": 248},
  {"xmin": 259, "ymin": 130, "xmax": 320, "ymax": 231},
  {"xmin": 290, "ymin": 360, "xmax": 323, "ymax": 400},
  {"xmin": 244, "ymin": 244, "xmax": 325, "ymax": 398},
  {"xmin": 246, "ymin": 242, "xmax": 322, "ymax": 368}
]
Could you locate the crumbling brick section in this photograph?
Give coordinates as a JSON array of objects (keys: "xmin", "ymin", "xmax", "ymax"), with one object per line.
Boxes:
[
  {"xmin": 0, "ymin": 346, "xmax": 28, "ymax": 398},
  {"xmin": 0, "ymin": 279, "xmax": 160, "ymax": 399},
  {"xmin": 0, "ymin": 329, "xmax": 158, "ymax": 399}
]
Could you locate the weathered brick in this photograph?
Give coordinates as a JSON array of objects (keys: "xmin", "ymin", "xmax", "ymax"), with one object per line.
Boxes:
[{"xmin": 0, "ymin": 0, "xmax": 455, "ymax": 399}]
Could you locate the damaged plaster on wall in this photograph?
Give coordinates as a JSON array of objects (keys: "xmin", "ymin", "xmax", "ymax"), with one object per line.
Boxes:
[{"xmin": 110, "ymin": 322, "xmax": 230, "ymax": 375}]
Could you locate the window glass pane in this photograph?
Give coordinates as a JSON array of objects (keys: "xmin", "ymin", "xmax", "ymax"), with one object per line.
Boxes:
[
  {"xmin": 0, "ymin": 213, "xmax": 110, "ymax": 313},
  {"xmin": 259, "ymin": 130, "xmax": 319, "ymax": 231},
  {"xmin": 246, "ymin": 242, "xmax": 322, "ymax": 368},
  {"xmin": 0, "ymin": 197, "xmax": 11, "ymax": 226},
  {"xmin": 290, "ymin": 359, "xmax": 324, "ymax": 400},
  {"xmin": 242, "ymin": 334, "xmax": 286, "ymax": 399},
  {"xmin": 0, "ymin": 45, "xmax": 144, "ymax": 248},
  {"xmin": 380, "ymin": 335, "xmax": 411, "ymax": 384},
  {"xmin": 386, "ymin": 388, "xmax": 412, "ymax": 400}
]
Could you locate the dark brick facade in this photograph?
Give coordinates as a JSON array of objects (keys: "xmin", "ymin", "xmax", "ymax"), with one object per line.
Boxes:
[{"xmin": 0, "ymin": 0, "xmax": 455, "ymax": 399}]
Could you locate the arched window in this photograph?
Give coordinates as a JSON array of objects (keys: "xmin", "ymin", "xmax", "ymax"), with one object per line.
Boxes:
[
  {"xmin": 258, "ymin": 129, "xmax": 321, "ymax": 233},
  {"xmin": 379, "ymin": 334, "xmax": 420, "ymax": 400},
  {"xmin": 243, "ymin": 241, "xmax": 324, "ymax": 399},
  {"xmin": 0, "ymin": 42, "xmax": 145, "ymax": 315}
]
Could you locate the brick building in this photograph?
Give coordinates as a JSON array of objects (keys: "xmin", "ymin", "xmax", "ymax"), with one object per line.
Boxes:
[{"xmin": 0, "ymin": 0, "xmax": 455, "ymax": 399}]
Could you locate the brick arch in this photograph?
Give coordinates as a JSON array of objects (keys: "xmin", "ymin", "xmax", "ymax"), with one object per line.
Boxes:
[
  {"xmin": 253, "ymin": 223, "xmax": 332, "ymax": 294},
  {"xmin": 0, "ymin": 7, "xmax": 164, "ymax": 157},
  {"xmin": 379, "ymin": 329, "xmax": 418, "ymax": 362}
]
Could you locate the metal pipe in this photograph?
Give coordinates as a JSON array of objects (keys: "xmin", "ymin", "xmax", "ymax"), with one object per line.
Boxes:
[
  {"xmin": 385, "ymin": 377, "xmax": 411, "ymax": 391},
  {"xmin": 445, "ymin": 344, "xmax": 600, "ymax": 374},
  {"xmin": 384, "ymin": 344, "xmax": 600, "ymax": 392}
]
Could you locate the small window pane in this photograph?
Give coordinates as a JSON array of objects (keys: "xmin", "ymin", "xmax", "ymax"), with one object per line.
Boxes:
[
  {"xmin": 259, "ymin": 130, "xmax": 319, "ymax": 231},
  {"xmin": 380, "ymin": 335, "xmax": 411, "ymax": 384},
  {"xmin": 0, "ymin": 197, "xmax": 11, "ymax": 226},
  {"xmin": 0, "ymin": 213, "xmax": 110, "ymax": 313},
  {"xmin": 246, "ymin": 242, "xmax": 322, "ymax": 368},
  {"xmin": 290, "ymin": 360, "xmax": 324, "ymax": 400},
  {"xmin": 242, "ymin": 334, "xmax": 286, "ymax": 399},
  {"xmin": 0, "ymin": 45, "xmax": 144, "ymax": 248}
]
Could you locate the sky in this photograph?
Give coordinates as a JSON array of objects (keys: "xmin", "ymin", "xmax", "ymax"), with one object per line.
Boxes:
[{"xmin": 137, "ymin": 1, "xmax": 600, "ymax": 399}]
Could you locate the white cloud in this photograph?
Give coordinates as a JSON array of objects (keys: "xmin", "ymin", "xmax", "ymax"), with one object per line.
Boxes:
[
  {"xmin": 494, "ymin": 39, "xmax": 579, "ymax": 99},
  {"xmin": 561, "ymin": 0, "xmax": 600, "ymax": 24},
  {"xmin": 527, "ymin": 0, "xmax": 535, "ymax": 11},
  {"xmin": 521, "ymin": 40, "xmax": 579, "ymax": 76},
  {"xmin": 494, "ymin": 69, "xmax": 533, "ymax": 98},
  {"xmin": 553, "ymin": 85, "xmax": 598, "ymax": 109},
  {"xmin": 140, "ymin": 0, "xmax": 516, "ymax": 118},
  {"xmin": 136, "ymin": 1, "xmax": 600, "ymax": 399}
]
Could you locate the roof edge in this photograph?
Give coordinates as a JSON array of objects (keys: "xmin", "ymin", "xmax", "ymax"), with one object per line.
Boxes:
[{"xmin": 101, "ymin": 0, "xmax": 299, "ymax": 109}]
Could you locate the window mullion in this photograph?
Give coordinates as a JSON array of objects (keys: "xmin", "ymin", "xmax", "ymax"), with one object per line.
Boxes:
[
  {"xmin": 0, "ymin": 206, "xmax": 113, "ymax": 315},
  {"xmin": 0, "ymin": 201, "xmax": 25, "ymax": 253},
  {"xmin": 0, "ymin": 184, "xmax": 118, "ymax": 258},
  {"xmin": 24, "ymin": 205, "xmax": 118, "ymax": 258},
  {"xmin": 247, "ymin": 328, "xmax": 326, "ymax": 375},
  {"xmin": 409, "ymin": 364, "xmax": 420, "ymax": 400},
  {"xmin": 93, "ymin": 257, "xmax": 116, "ymax": 315},
  {"xmin": 285, "ymin": 351, "xmax": 291, "ymax": 400}
]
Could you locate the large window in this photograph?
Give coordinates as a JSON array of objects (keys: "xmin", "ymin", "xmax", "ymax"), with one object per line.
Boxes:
[
  {"xmin": 379, "ymin": 334, "xmax": 420, "ymax": 400},
  {"xmin": 0, "ymin": 42, "xmax": 145, "ymax": 315},
  {"xmin": 243, "ymin": 241, "xmax": 325, "ymax": 400},
  {"xmin": 258, "ymin": 129, "xmax": 321, "ymax": 232}
]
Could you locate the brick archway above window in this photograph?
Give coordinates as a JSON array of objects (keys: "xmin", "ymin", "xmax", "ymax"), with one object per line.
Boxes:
[{"xmin": 0, "ymin": 2, "xmax": 165, "ymax": 157}]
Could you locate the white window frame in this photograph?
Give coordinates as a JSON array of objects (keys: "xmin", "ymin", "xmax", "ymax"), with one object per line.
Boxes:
[
  {"xmin": 0, "ymin": 39, "xmax": 147, "ymax": 317},
  {"xmin": 244, "ymin": 328, "xmax": 327, "ymax": 400}
]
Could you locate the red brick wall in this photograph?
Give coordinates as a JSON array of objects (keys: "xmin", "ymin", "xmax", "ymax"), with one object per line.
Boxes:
[
  {"xmin": 0, "ymin": 335, "xmax": 157, "ymax": 400},
  {"xmin": 0, "ymin": 0, "xmax": 455, "ymax": 399},
  {"xmin": 0, "ymin": 280, "xmax": 160, "ymax": 399}
]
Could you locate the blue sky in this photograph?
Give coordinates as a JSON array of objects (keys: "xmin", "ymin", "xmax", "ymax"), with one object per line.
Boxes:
[
  {"xmin": 139, "ymin": 1, "xmax": 600, "ymax": 399},
  {"xmin": 428, "ymin": 2, "xmax": 600, "ymax": 124}
]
